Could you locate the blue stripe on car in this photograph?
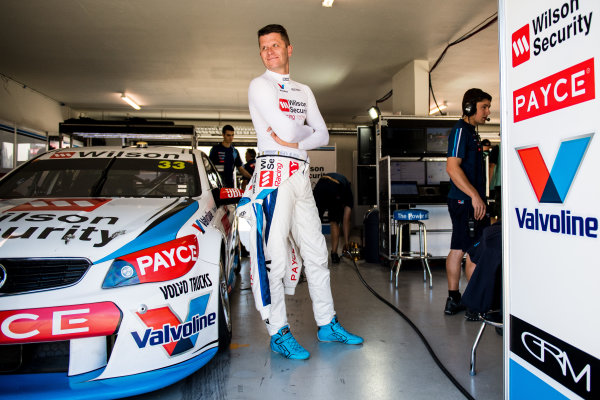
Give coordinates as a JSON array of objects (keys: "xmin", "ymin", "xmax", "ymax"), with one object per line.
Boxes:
[
  {"xmin": 94, "ymin": 202, "xmax": 199, "ymax": 264},
  {"xmin": 0, "ymin": 347, "xmax": 218, "ymax": 400}
]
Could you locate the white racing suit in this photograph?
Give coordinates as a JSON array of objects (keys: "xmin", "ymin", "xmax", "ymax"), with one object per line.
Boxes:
[
  {"xmin": 244, "ymin": 69, "xmax": 335, "ymax": 336},
  {"xmin": 236, "ymin": 153, "xmax": 335, "ymax": 335}
]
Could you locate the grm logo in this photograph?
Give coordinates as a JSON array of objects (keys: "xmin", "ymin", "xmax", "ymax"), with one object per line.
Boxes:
[
  {"xmin": 516, "ymin": 134, "xmax": 592, "ymax": 203},
  {"xmin": 512, "ymin": 24, "xmax": 530, "ymax": 67}
]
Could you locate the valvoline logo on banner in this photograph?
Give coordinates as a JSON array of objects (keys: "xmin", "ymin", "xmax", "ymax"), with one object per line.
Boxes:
[
  {"xmin": 279, "ymin": 99, "xmax": 290, "ymax": 112},
  {"xmin": 515, "ymin": 134, "xmax": 599, "ymax": 239},
  {"xmin": 0, "ymin": 302, "xmax": 122, "ymax": 344},
  {"xmin": 513, "ymin": 58, "xmax": 595, "ymax": 122},
  {"xmin": 517, "ymin": 134, "xmax": 592, "ymax": 203},
  {"xmin": 131, "ymin": 294, "xmax": 215, "ymax": 356}
]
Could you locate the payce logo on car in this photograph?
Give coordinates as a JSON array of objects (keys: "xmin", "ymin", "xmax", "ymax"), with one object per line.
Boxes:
[{"xmin": 511, "ymin": 0, "xmax": 593, "ymax": 68}]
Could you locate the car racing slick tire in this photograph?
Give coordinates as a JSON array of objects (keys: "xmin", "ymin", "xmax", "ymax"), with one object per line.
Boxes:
[{"xmin": 218, "ymin": 257, "xmax": 232, "ymax": 351}]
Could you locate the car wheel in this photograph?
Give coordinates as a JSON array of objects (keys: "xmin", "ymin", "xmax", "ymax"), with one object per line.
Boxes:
[{"xmin": 218, "ymin": 258, "xmax": 232, "ymax": 351}]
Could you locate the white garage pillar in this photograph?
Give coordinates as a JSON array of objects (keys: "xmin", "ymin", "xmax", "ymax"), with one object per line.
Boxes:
[{"xmin": 392, "ymin": 60, "xmax": 429, "ymax": 116}]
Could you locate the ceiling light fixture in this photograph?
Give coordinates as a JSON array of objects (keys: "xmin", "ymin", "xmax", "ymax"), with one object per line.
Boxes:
[
  {"xmin": 322, "ymin": 0, "xmax": 334, "ymax": 7},
  {"xmin": 121, "ymin": 94, "xmax": 141, "ymax": 110},
  {"xmin": 429, "ymin": 104, "xmax": 447, "ymax": 115},
  {"xmin": 368, "ymin": 106, "xmax": 380, "ymax": 121}
]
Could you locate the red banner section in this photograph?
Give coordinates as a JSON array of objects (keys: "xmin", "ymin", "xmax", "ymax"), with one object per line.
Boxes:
[
  {"xmin": 513, "ymin": 58, "xmax": 595, "ymax": 122},
  {"xmin": 0, "ymin": 302, "xmax": 121, "ymax": 344}
]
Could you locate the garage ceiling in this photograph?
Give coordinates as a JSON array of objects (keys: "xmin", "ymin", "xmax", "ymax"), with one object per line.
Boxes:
[{"xmin": 0, "ymin": 0, "xmax": 500, "ymax": 126}]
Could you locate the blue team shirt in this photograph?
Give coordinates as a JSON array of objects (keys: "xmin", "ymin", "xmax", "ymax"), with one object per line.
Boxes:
[
  {"xmin": 446, "ymin": 119, "xmax": 485, "ymax": 201},
  {"xmin": 209, "ymin": 143, "xmax": 242, "ymax": 188}
]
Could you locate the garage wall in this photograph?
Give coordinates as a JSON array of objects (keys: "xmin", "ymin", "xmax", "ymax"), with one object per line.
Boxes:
[{"xmin": 0, "ymin": 76, "xmax": 71, "ymax": 134}]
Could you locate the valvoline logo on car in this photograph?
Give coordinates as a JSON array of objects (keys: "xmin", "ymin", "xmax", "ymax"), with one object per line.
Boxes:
[
  {"xmin": 131, "ymin": 294, "xmax": 215, "ymax": 356},
  {"xmin": 102, "ymin": 235, "xmax": 199, "ymax": 288},
  {"xmin": 0, "ymin": 302, "xmax": 122, "ymax": 344}
]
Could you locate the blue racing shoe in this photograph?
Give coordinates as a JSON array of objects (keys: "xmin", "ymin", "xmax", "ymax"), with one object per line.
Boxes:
[
  {"xmin": 270, "ymin": 325, "xmax": 310, "ymax": 360},
  {"xmin": 317, "ymin": 315, "xmax": 364, "ymax": 344}
]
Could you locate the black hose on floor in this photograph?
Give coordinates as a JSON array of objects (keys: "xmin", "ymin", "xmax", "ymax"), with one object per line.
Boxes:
[{"xmin": 343, "ymin": 251, "xmax": 476, "ymax": 400}]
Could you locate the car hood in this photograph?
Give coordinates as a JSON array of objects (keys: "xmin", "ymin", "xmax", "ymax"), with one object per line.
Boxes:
[{"xmin": 0, "ymin": 197, "xmax": 203, "ymax": 261}]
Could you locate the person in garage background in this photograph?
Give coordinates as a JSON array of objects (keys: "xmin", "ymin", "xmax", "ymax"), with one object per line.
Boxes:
[
  {"xmin": 444, "ymin": 88, "xmax": 491, "ymax": 316},
  {"xmin": 237, "ymin": 23, "xmax": 363, "ymax": 360},
  {"xmin": 241, "ymin": 148, "xmax": 256, "ymax": 191},
  {"xmin": 209, "ymin": 125, "xmax": 252, "ymax": 188},
  {"xmin": 313, "ymin": 172, "xmax": 353, "ymax": 264}
]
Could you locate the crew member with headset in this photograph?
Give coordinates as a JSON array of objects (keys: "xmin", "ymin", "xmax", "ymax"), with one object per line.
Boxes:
[{"xmin": 444, "ymin": 88, "xmax": 492, "ymax": 317}]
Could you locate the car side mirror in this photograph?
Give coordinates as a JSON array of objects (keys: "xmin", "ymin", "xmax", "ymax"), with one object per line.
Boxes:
[{"xmin": 211, "ymin": 187, "xmax": 243, "ymax": 207}]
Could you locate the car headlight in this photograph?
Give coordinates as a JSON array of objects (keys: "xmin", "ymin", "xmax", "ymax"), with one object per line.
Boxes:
[{"xmin": 102, "ymin": 234, "xmax": 199, "ymax": 288}]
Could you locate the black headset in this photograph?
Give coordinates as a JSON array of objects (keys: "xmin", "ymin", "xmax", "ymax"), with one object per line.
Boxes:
[{"xmin": 463, "ymin": 100, "xmax": 476, "ymax": 117}]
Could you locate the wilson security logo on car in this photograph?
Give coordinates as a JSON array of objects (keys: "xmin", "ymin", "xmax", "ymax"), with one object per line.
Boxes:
[
  {"xmin": 511, "ymin": 1, "xmax": 593, "ymax": 68},
  {"xmin": 515, "ymin": 134, "xmax": 598, "ymax": 238},
  {"xmin": 0, "ymin": 207, "xmax": 120, "ymax": 248},
  {"xmin": 102, "ymin": 235, "xmax": 199, "ymax": 288},
  {"xmin": 131, "ymin": 294, "xmax": 215, "ymax": 356},
  {"xmin": 50, "ymin": 152, "xmax": 75, "ymax": 159},
  {"xmin": 513, "ymin": 58, "xmax": 595, "ymax": 122},
  {"xmin": 0, "ymin": 302, "xmax": 122, "ymax": 344}
]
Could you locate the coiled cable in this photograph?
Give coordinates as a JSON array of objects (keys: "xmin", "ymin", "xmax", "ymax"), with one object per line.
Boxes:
[{"xmin": 343, "ymin": 251, "xmax": 476, "ymax": 400}]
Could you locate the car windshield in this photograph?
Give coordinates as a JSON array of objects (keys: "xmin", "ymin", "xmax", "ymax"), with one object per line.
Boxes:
[{"xmin": 0, "ymin": 157, "xmax": 200, "ymax": 198}]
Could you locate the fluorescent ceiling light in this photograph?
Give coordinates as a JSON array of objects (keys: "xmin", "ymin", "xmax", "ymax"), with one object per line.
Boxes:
[
  {"xmin": 429, "ymin": 104, "xmax": 447, "ymax": 115},
  {"xmin": 121, "ymin": 94, "xmax": 141, "ymax": 110},
  {"xmin": 322, "ymin": 0, "xmax": 334, "ymax": 7}
]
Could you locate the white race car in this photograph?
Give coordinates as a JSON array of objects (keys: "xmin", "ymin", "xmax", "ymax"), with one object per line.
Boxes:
[{"xmin": 0, "ymin": 146, "xmax": 242, "ymax": 399}]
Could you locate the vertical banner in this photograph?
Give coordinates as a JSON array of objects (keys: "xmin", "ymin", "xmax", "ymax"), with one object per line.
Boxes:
[{"xmin": 499, "ymin": 0, "xmax": 599, "ymax": 398}]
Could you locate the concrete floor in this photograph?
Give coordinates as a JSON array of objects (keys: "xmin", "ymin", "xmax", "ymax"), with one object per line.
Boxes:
[{"xmin": 129, "ymin": 254, "xmax": 503, "ymax": 400}]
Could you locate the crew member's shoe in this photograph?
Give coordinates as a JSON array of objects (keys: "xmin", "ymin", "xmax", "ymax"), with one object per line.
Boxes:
[
  {"xmin": 317, "ymin": 315, "xmax": 364, "ymax": 344},
  {"xmin": 270, "ymin": 326, "xmax": 310, "ymax": 360},
  {"xmin": 464, "ymin": 308, "xmax": 481, "ymax": 321},
  {"xmin": 331, "ymin": 252, "xmax": 340, "ymax": 264},
  {"xmin": 444, "ymin": 296, "xmax": 466, "ymax": 315}
]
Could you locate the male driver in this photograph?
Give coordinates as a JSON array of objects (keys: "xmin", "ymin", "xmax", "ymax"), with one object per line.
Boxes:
[
  {"xmin": 444, "ymin": 88, "xmax": 491, "ymax": 315},
  {"xmin": 238, "ymin": 24, "xmax": 362, "ymax": 360},
  {"xmin": 209, "ymin": 125, "xmax": 252, "ymax": 188}
]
